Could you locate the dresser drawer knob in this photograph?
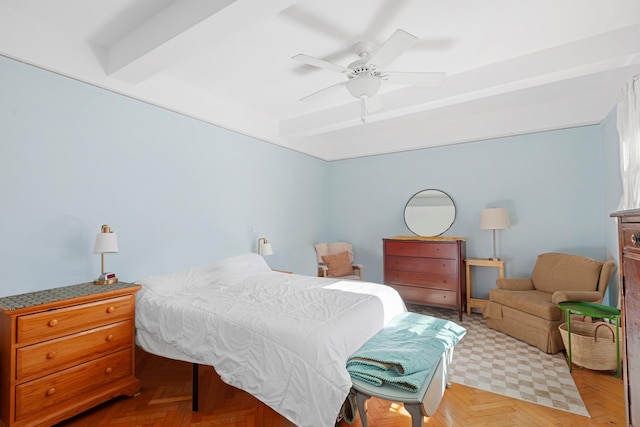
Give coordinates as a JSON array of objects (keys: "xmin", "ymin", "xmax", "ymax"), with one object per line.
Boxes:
[
  {"xmin": 105, "ymin": 367, "xmax": 113, "ymax": 375},
  {"xmin": 106, "ymin": 306, "xmax": 115, "ymax": 314},
  {"xmin": 46, "ymin": 388, "xmax": 56, "ymax": 397},
  {"xmin": 46, "ymin": 351, "xmax": 56, "ymax": 359},
  {"xmin": 48, "ymin": 319, "xmax": 58, "ymax": 327},
  {"xmin": 106, "ymin": 334, "xmax": 114, "ymax": 342},
  {"xmin": 631, "ymin": 232, "xmax": 640, "ymax": 247}
]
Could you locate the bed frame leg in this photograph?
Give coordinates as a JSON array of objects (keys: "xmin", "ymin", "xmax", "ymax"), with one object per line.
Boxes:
[{"xmin": 192, "ymin": 363, "xmax": 199, "ymax": 412}]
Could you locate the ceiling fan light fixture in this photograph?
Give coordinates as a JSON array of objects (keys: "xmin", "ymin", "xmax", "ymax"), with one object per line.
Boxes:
[{"xmin": 346, "ymin": 74, "xmax": 381, "ymax": 99}]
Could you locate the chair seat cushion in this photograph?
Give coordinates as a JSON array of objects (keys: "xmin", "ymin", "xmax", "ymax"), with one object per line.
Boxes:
[
  {"xmin": 488, "ymin": 289, "xmax": 562, "ymax": 321},
  {"xmin": 321, "ymin": 251, "xmax": 355, "ymax": 277}
]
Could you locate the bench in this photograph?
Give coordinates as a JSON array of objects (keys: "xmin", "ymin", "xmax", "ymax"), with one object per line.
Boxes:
[{"xmin": 351, "ymin": 347, "xmax": 453, "ymax": 427}]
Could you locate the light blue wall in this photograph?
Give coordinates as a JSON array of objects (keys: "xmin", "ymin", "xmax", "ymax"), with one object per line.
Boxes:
[
  {"xmin": 0, "ymin": 56, "xmax": 328, "ymax": 296},
  {"xmin": 328, "ymin": 126, "xmax": 611, "ymax": 300},
  {"xmin": 602, "ymin": 107, "xmax": 623, "ymax": 306},
  {"xmin": 0, "ymin": 55, "xmax": 625, "ymax": 307}
]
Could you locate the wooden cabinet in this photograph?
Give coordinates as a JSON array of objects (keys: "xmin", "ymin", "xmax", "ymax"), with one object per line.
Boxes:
[
  {"xmin": 612, "ymin": 209, "xmax": 640, "ymax": 427},
  {"xmin": 0, "ymin": 282, "xmax": 141, "ymax": 427},
  {"xmin": 383, "ymin": 236, "xmax": 466, "ymax": 320}
]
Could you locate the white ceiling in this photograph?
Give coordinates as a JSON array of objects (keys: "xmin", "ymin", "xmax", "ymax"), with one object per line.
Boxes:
[{"xmin": 1, "ymin": 0, "xmax": 639, "ymax": 160}]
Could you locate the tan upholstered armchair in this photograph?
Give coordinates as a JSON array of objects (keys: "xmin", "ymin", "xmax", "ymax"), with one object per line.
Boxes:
[
  {"xmin": 314, "ymin": 242, "xmax": 363, "ymax": 280},
  {"xmin": 482, "ymin": 252, "xmax": 615, "ymax": 354}
]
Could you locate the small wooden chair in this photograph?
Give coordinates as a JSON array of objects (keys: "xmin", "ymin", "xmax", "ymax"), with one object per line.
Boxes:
[{"xmin": 314, "ymin": 242, "xmax": 363, "ymax": 279}]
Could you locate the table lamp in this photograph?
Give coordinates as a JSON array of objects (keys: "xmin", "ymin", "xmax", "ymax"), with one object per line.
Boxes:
[
  {"xmin": 93, "ymin": 224, "xmax": 119, "ymax": 285},
  {"xmin": 480, "ymin": 208, "xmax": 511, "ymax": 260}
]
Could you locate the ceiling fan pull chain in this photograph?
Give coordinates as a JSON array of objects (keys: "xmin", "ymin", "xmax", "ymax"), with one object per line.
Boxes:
[{"xmin": 361, "ymin": 98, "xmax": 366, "ymax": 124}]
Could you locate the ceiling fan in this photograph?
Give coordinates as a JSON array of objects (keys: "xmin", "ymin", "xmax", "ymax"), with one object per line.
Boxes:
[{"xmin": 292, "ymin": 29, "xmax": 445, "ymax": 123}]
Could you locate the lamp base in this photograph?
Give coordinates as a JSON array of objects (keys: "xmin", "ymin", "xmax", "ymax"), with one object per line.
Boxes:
[{"xmin": 94, "ymin": 272, "xmax": 118, "ymax": 285}]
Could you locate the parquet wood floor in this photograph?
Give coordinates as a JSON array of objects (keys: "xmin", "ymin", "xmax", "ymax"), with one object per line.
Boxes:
[{"xmin": 56, "ymin": 347, "xmax": 625, "ymax": 427}]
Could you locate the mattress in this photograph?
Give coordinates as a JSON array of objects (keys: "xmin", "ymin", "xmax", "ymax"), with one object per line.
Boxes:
[{"xmin": 135, "ymin": 253, "xmax": 406, "ymax": 427}]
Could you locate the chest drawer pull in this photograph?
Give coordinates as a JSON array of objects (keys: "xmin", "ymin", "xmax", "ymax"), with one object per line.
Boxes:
[
  {"xmin": 105, "ymin": 367, "xmax": 113, "ymax": 375},
  {"xmin": 106, "ymin": 306, "xmax": 115, "ymax": 314},
  {"xmin": 46, "ymin": 351, "xmax": 56, "ymax": 360},
  {"xmin": 48, "ymin": 319, "xmax": 58, "ymax": 327},
  {"xmin": 46, "ymin": 388, "xmax": 56, "ymax": 397},
  {"xmin": 106, "ymin": 334, "xmax": 114, "ymax": 342},
  {"xmin": 631, "ymin": 232, "xmax": 640, "ymax": 246}
]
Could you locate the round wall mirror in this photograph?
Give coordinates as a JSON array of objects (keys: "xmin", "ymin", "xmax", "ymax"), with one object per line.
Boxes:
[{"xmin": 404, "ymin": 189, "xmax": 456, "ymax": 236}]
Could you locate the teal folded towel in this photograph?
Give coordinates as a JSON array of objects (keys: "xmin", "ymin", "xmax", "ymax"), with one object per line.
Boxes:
[{"xmin": 346, "ymin": 312, "xmax": 466, "ymax": 391}]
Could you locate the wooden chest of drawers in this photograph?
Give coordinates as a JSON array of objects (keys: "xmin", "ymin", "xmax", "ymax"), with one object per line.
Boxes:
[
  {"xmin": 383, "ymin": 237, "xmax": 466, "ymax": 320},
  {"xmin": 0, "ymin": 282, "xmax": 141, "ymax": 427},
  {"xmin": 612, "ymin": 209, "xmax": 640, "ymax": 427}
]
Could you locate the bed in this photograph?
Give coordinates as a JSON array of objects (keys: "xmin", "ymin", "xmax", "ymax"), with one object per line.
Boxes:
[{"xmin": 134, "ymin": 253, "xmax": 407, "ymax": 427}]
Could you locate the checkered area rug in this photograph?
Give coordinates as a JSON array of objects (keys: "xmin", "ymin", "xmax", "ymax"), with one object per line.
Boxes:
[{"xmin": 407, "ymin": 304, "xmax": 590, "ymax": 418}]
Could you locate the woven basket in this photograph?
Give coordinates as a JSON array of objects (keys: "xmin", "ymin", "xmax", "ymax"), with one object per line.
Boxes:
[{"xmin": 559, "ymin": 321, "xmax": 619, "ymax": 371}]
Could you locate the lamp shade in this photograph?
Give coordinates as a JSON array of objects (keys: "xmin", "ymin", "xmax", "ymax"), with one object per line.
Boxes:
[
  {"xmin": 93, "ymin": 230, "xmax": 118, "ymax": 253},
  {"xmin": 261, "ymin": 242, "xmax": 273, "ymax": 256},
  {"xmin": 480, "ymin": 208, "xmax": 511, "ymax": 230},
  {"xmin": 258, "ymin": 237, "xmax": 273, "ymax": 256}
]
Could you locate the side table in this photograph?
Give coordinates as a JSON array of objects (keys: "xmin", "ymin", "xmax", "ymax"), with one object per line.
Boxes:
[
  {"xmin": 558, "ymin": 301, "xmax": 621, "ymax": 378},
  {"xmin": 465, "ymin": 258, "xmax": 504, "ymax": 316}
]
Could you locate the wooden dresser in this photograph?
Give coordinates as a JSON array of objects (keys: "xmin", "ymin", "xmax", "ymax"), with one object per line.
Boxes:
[
  {"xmin": 0, "ymin": 282, "xmax": 141, "ymax": 427},
  {"xmin": 612, "ymin": 209, "xmax": 640, "ymax": 427},
  {"xmin": 383, "ymin": 236, "xmax": 466, "ymax": 320}
]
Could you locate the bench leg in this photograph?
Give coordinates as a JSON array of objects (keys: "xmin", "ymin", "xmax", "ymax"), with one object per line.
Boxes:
[
  {"xmin": 354, "ymin": 390, "xmax": 371, "ymax": 427},
  {"xmin": 192, "ymin": 363, "xmax": 199, "ymax": 412},
  {"xmin": 405, "ymin": 403, "xmax": 424, "ymax": 427}
]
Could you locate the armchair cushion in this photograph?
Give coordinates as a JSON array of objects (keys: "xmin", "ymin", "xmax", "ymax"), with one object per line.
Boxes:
[
  {"xmin": 489, "ymin": 289, "xmax": 562, "ymax": 321},
  {"xmin": 496, "ymin": 277, "xmax": 534, "ymax": 291},
  {"xmin": 321, "ymin": 251, "xmax": 355, "ymax": 277}
]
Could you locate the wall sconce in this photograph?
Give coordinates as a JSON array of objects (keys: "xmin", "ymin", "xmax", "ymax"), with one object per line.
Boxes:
[
  {"xmin": 480, "ymin": 208, "xmax": 511, "ymax": 261},
  {"xmin": 93, "ymin": 224, "xmax": 119, "ymax": 285},
  {"xmin": 257, "ymin": 237, "xmax": 273, "ymax": 256}
]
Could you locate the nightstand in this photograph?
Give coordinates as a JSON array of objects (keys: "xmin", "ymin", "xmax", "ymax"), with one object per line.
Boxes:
[
  {"xmin": 0, "ymin": 281, "xmax": 141, "ymax": 427},
  {"xmin": 465, "ymin": 258, "xmax": 504, "ymax": 316}
]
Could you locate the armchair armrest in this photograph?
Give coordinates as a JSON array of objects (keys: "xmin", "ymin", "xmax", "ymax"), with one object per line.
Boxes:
[
  {"xmin": 318, "ymin": 263, "xmax": 328, "ymax": 277},
  {"xmin": 352, "ymin": 263, "xmax": 363, "ymax": 279},
  {"xmin": 551, "ymin": 290, "xmax": 604, "ymax": 304},
  {"xmin": 496, "ymin": 277, "xmax": 534, "ymax": 291}
]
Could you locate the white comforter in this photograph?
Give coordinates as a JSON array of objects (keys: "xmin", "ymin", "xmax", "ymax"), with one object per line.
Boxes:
[{"xmin": 135, "ymin": 253, "xmax": 406, "ymax": 427}]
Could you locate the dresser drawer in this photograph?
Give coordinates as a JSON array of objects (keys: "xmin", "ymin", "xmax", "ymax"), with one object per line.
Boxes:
[
  {"xmin": 16, "ymin": 295, "xmax": 134, "ymax": 344},
  {"xmin": 621, "ymin": 223, "xmax": 640, "ymax": 255},
  {"xmin": 15, "ymin": 348, "xmax": 132, "ymax": 421},
  {"xmin": 390, "ymin": 284, "xmax": 458, "ymax": 307},
  {"xmin": 385, "ymin": 256, "xmax": 458, "ymax": 275},
  {"xmin": 385, "ymin": 240, "xmax": 458, "ymax": 259},
  {"xmin": 16, "ymin": 320, "xmax": 133, "ymax": 381},
  {"xmin": 385, "ymin": 241, "xmax": 422, "ymax": 256},
  {"xmin": 385, "ymin": 270, "xmax": 458, "ymax": 291}
]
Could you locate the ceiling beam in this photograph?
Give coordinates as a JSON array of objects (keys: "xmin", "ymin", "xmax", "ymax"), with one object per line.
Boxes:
[
  {"xmin": 107, "ymin": 0, "xmax": 298, "ymax": 84},
  {"xmin": 278, "ymin": 24, "xmax": 640, "ymax": 139}
]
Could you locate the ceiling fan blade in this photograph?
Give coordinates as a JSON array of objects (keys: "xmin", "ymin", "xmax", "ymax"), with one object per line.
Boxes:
[
  {"xmin": 299, "ymin": 81, "xmax": 348, "ymax": 102},
  {"xmin": 366, "ymin": 0, "xmax": 411, "ymax": 40},
  {"xmin": 385, "ymin": 71, "xmax": 446, "ymax": 87},
  {"xmin": 292, "ymin": 54, "xmax": 351, "ymax": 74},
  {"xmin": 364, "ymin": 94, "xmax": 383, "ymax": 113},
  {"xmin": 366, "ymin": 29, "xmax": 418, "ymax": 70},
  {"xmin": 280, "ymin": 5, "xmax": 353, "ymax": 42}
]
